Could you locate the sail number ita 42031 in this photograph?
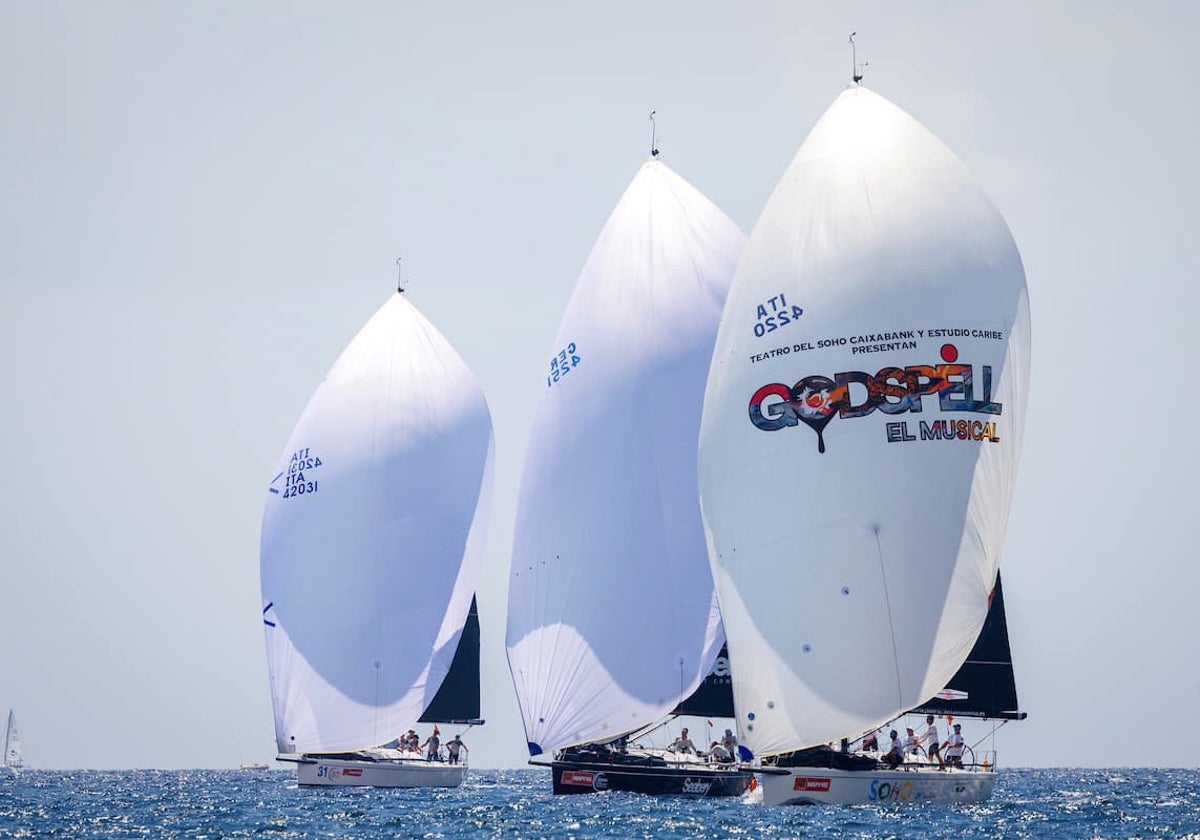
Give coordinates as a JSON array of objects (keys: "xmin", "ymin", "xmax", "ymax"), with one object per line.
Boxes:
[{"xmin": 277, "ymin": 447, "xmax": 322, "ymax": 499}]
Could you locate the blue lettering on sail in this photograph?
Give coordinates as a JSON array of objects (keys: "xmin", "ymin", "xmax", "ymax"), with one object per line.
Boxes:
[
  {"xmin": 753, "ymin": 292, "xmax": 804, "ymax": 338},
  {"xmin": 547, "ymin": 342, "xmax": 581, "ymax": 387},
  {"xmin": 277, "ymin": 447, "xmax": 323, "ymax": 499}
]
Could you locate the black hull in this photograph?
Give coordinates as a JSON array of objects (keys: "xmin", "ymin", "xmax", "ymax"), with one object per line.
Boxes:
[{"xmin": 550, "ymin": 758, "xmax": 752, "ymax": 797}]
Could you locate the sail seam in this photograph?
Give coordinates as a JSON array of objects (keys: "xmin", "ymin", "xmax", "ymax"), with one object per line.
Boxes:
[{"xmin": 873, "ymin": 527, "xmax": 905, "ymax": 708}]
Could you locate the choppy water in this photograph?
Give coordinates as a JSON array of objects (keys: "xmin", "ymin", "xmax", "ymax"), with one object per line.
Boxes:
[{"xmin": 2, "ymin": 768, "xmax": 1198, "ymax": 839}]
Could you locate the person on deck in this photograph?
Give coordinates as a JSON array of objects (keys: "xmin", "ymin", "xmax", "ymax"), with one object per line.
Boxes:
[
  {"xmin": 707, "ymin": 741, "xmax": 732, "ymax": 764},
  {"xmin": 722, "ymin": 728, "xmax": 738, "ymax": 757},
  {"xmin": 903, "ymin": 727, "xmax": 919, "ymax": 756},
  {"xmin": 943, "ymin": 723, "xmax": 965, "ymax": 768},
  {"xmin": 669, "ymin": 728, "xmax": 697, "ymax": 755},
  {"xmin": 445, "ymin": 735, "xmax": 467, "ymax": 765},
  {"xmin": 420, "ymin": 730, "xmax": 441, "ymax": 761},
  {"xmin": 881, "ymin": 730, "xmax": 903, "ymax": 769},
  {"xmin": 919, "ymin": 715, "xmax": 945, "ymax": 769},
  {"xmin": 861, "ymin": 729, "xmax": 879, "ymax": 752}
]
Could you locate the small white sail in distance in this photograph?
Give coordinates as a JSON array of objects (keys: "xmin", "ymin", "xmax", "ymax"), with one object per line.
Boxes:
[
  {"xmin": 506, "ymin": 158, "xmax": 745, "ymax": 756},
  {"xmin": 698, "ymin": 85, "xmax": 1030, "ymax": 759},
  {"xmin": 260, "ymin": 291, "xmax": 494, "ymax": 754},
  {"xmin": 4, "ymin": 710, "xmax": 22, "ymax": 769}
]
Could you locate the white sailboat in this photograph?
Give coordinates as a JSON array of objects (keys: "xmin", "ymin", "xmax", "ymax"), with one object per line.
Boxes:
[
  {"xmin": 698, "ymin": 82, "xmax": 1030, "ymax": 806},
  {"xmin": 259, "ymin": 283, "xmax": 494, "ymax": 788},
  {"xmin": 505, "ymin": 153, "xmax": 752, "ymax": 796},
  {"xmin": 3, "ymin": 710, "xmax": 23, "ymax": 773}
]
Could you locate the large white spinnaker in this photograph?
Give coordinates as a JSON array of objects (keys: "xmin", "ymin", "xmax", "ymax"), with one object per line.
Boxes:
[
  {"xmin": 506, "ymin": 159, "xmax": 745, "ymax": 756},
  {"xmin": 698, "ymin": 86, "xmax": 1030, "ymax": 759},
  {"xmin": 260, "ymin": 292, "xmax": 494, "ymax": 754}
]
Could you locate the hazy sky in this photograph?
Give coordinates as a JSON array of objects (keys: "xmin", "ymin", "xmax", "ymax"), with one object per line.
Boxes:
[{"xmin": 2, "ymin": 1, "xmax": 1196, "ymax": 770}]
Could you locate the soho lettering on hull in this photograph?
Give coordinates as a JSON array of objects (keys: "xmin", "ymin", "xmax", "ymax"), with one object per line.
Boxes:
[
  {"xmin": 747, "ymin": 344, "xmax": 1004, "ymax": 453},
  {"xmin": 869, "ymin": 779, "xmax": 915, "ymax": 802}
]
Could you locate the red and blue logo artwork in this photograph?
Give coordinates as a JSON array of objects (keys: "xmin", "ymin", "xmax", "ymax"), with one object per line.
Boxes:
[{"xmin": 748, "ymin": 344, "xmax": 1003, "ymax": 453}]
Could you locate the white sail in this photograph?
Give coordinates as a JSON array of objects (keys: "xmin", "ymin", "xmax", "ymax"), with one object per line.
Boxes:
[
  {"xmin": 506, "ymin": 159, "xmax": 745, "ymax": 756},
  {"xmin": 4, "ymin": 710, "xmax": 22, "ymax": 769},
  {"xmin": 260, "ymin": 292, "xmax": 494, "ymax": 754},
  {"xmin": 698, "ymin": 86, "xmax": 1030, "ymax": 759}
]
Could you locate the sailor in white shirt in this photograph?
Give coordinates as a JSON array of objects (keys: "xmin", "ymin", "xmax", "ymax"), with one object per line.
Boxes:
[
  {"xmin": 920, "ymin": 714, "xmax": 944, "ymax": 769},
  {"xmin": 944, "ymin": 723, "xmax": 965, "ymax": 768}
]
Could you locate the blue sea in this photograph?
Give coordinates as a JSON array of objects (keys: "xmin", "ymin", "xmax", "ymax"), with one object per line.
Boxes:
[{"xmin": 2, "ymin": 768, "xmax": 1198, "ymax": 839}]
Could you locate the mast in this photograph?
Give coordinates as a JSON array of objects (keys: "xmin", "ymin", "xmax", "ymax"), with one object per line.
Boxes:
[{"xmin": 849, "ymin": 31, "xmax": 867, "ymax": 84}]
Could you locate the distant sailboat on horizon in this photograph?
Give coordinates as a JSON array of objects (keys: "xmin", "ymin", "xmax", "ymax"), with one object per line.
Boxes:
[{"xmin": 4, "ymin": 710, "xmax": 23, "ymax": 774}]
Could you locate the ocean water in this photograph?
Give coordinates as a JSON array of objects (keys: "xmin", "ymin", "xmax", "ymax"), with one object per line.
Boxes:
[{"xmin": 2, "ymin": 768, "xmax": 1198, "ymax": 839}]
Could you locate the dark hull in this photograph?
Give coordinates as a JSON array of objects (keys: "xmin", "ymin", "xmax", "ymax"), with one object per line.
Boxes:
[{"xmin": 551, "ymin": 757, "xmax": 752, "ymax": 797}]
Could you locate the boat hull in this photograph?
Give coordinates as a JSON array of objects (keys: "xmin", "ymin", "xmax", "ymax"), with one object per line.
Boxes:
[
  {"xmin": 761, "ymin": 765, "xmax": 997, "ymax": 806},
  {"xmin": 550, "ymin": 758, "xmax": 752, "ymax": 797},
  {"xmin": 295, "ymin": 757, "xmax": 466, "ymax": 788}
]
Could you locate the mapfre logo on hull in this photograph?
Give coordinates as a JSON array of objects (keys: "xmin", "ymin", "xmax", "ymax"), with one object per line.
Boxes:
[
  {"xmin": 560, "ymin": 770, "xmax": 608, "ymax": 791},
  {"xmin": 793, "ymin": 776, "xmax": 832, "ymax": 792}
]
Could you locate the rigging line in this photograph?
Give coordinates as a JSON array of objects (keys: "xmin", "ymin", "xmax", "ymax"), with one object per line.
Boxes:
[
  {"xmin": 373, "ymin": 660, "xmax": 382, "ymax": 748},
  {"xmin": 873, "ymin": 524, "xmax": 905, "ymax": 708},
  {"xmin": 649, "ymin": 110, "xmax": 659, "ymax": 157},
  {"xmin": 396, "ymin": 256, "xmax": 404, "ymax": 293},
  {"xmin": 632, "ymin": 716, "xmax": 674, "ymax": 745},
  {"xmin": 679, "ymin": 656, "xmax": 685, "ymax": 713},
  {"xmin": 970, "ymin": 718, "xmax": 1008, "ymax": 752}
]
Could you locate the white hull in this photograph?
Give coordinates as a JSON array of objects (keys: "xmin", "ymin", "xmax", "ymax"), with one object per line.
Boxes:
[
  {"xmin": 294, "ymin": 756, "xmax": 466, "ymax": 788},
  {"xmin": 761, "ymin": 765, "xmax": 997, "ymax": 806}
]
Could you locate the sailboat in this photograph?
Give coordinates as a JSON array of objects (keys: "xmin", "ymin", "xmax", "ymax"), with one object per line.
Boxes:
[
  {"xmin": 259, "ymin": 281, "xmax": 494, "ymax": 788},
  {"xmin": 698, "ymin": 81, "xmax": 1030, "ymax": 806},
  {"xmin": 3, "ymin": 710, "xmax": 23, "ymax": 773},
  {"xmin": 505, "ymin": 150, "xmax": 753, "ymax": 796}
]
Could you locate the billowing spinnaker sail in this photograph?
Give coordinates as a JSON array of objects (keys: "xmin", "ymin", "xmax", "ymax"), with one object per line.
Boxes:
[
  {"xmin": 698, "ymin": 86, "xmax": 1030, "ymax": 759},
  {"xmin": 260, "ymin": 292, "xmax": 493, "ymax": 754},
  {"xmin": 506, "ymin": 160, "xmax": 745, "ymax": 755}
]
